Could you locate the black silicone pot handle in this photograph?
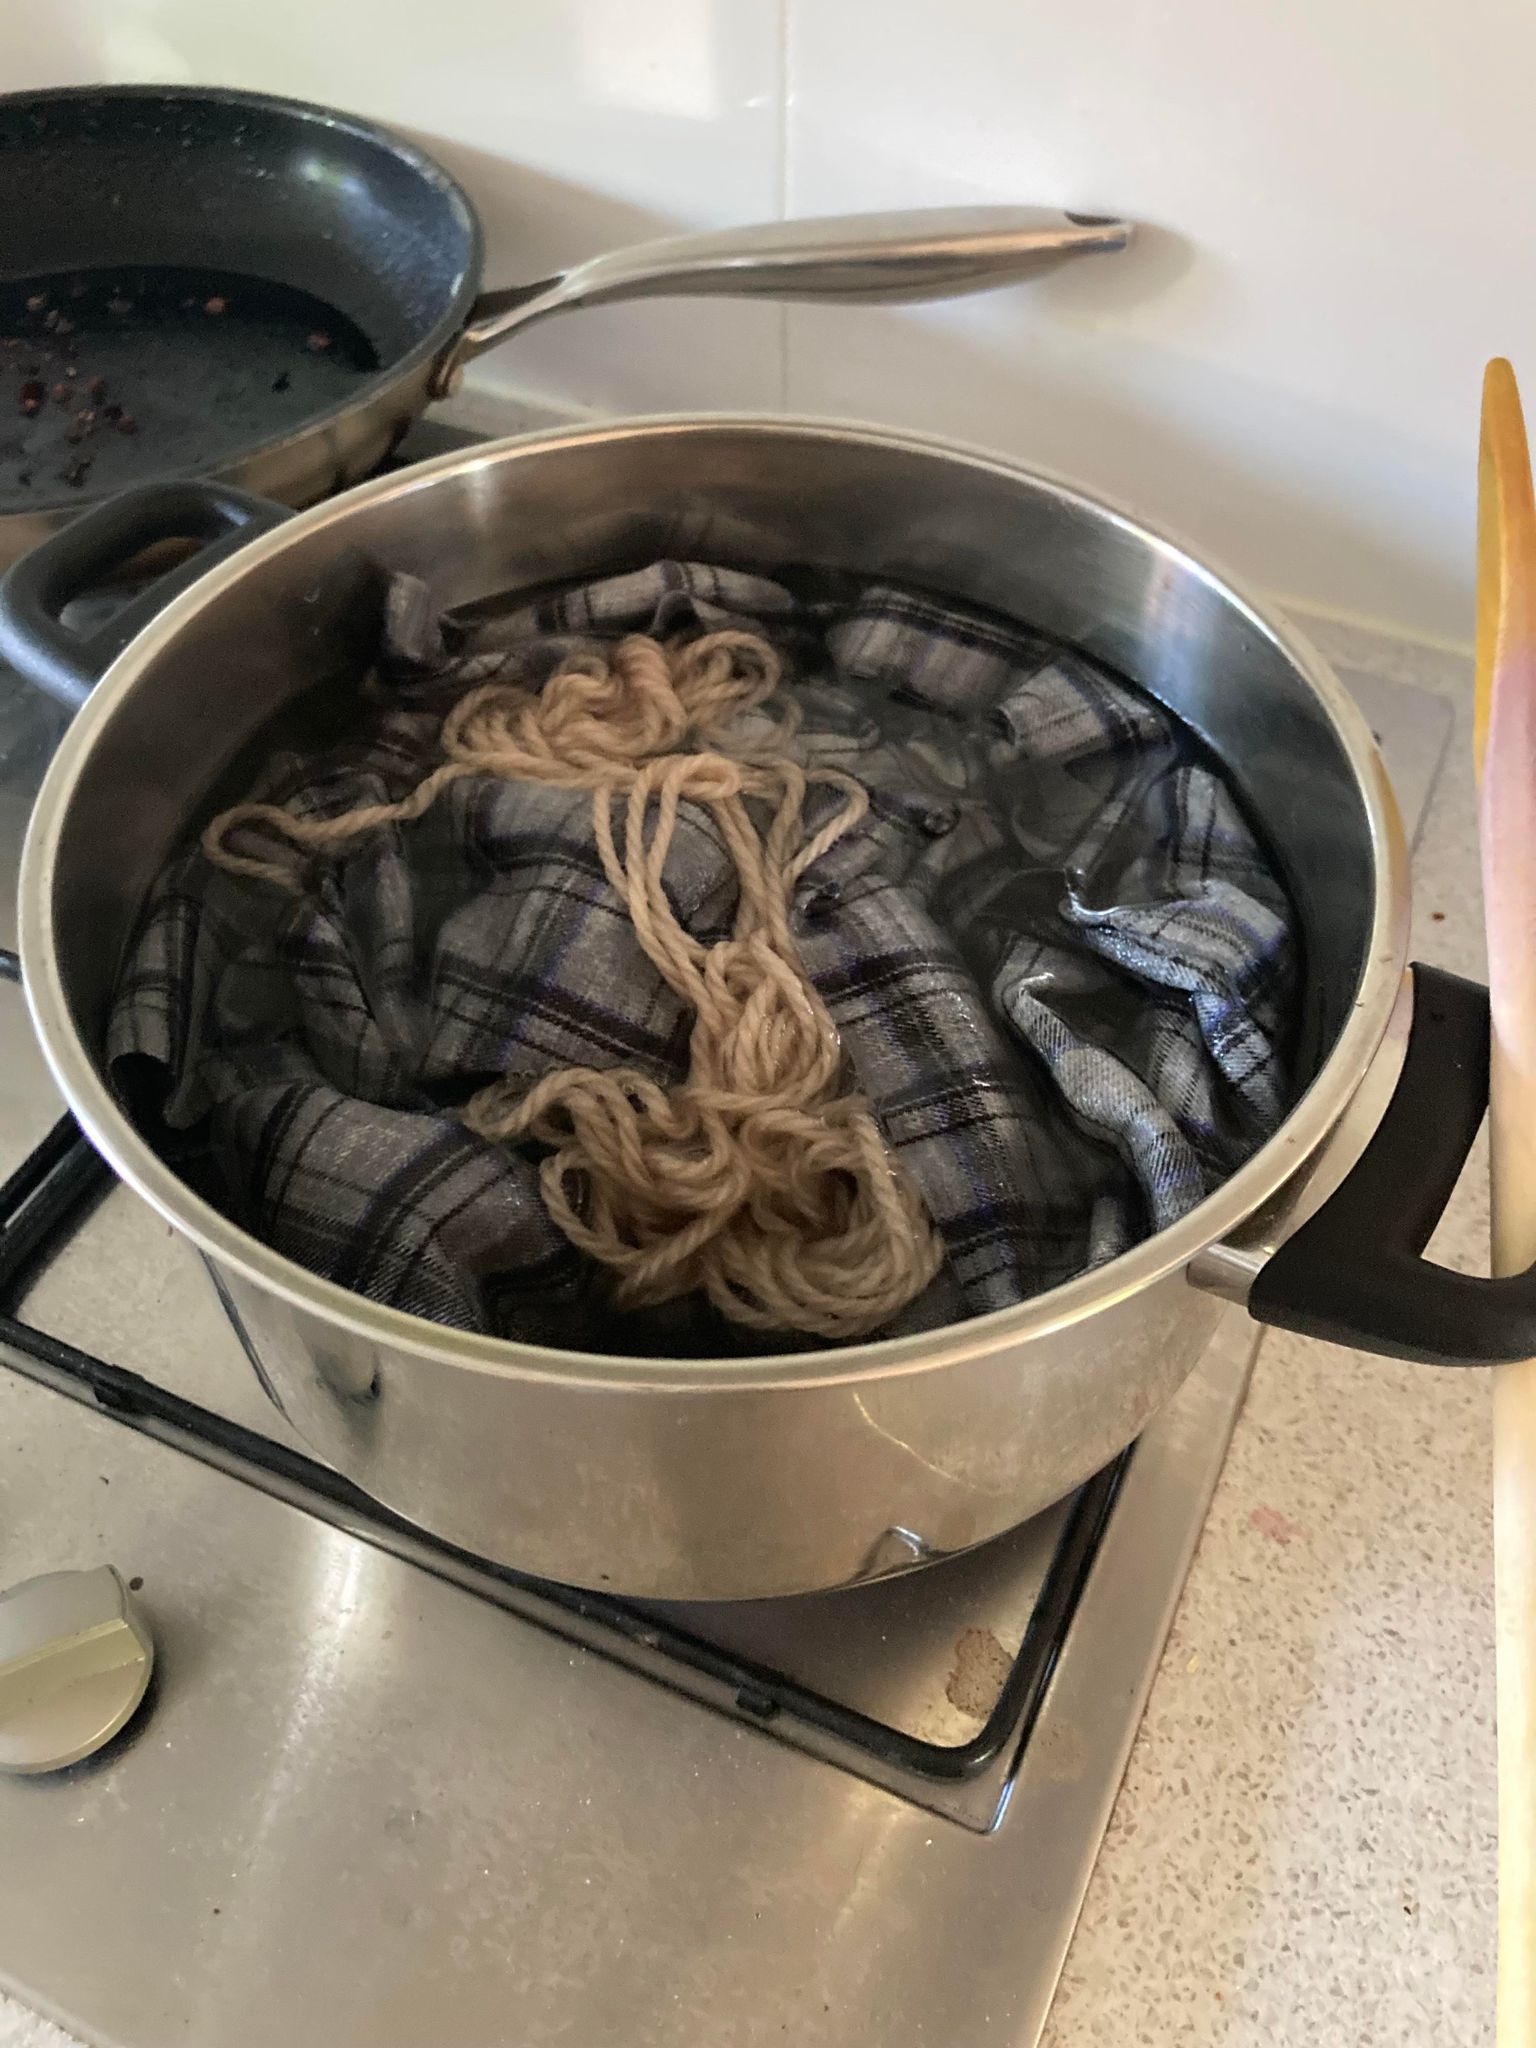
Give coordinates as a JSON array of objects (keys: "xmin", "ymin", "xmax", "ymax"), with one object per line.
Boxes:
[
  {"xmin": 0, "ymin": 480, "xmax": 289, "ymax": 711},
  {"xmin": 1249, "ymin": 961, "xmax": 1535, "ymax": 1364}
]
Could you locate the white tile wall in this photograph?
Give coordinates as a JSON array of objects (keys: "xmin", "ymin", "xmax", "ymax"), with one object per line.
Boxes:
[
  {"xmin": 779, "ymin": 0, "xmax": 1514, "ymax": 648},
  {"xmin": 11, "ymin": 0, "xmax": 1536, "ymax": 641}
]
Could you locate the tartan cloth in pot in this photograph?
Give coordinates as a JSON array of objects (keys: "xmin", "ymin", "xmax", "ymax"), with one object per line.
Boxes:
[{"xmin": 106, "ymin": 561, "xmax": 1297, "ymax": 1357}]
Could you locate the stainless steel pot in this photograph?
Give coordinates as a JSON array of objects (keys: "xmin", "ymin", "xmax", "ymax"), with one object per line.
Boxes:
[{"xmin": 4, "ymin": 419, "xmax": 1530, "ymax": 1600}]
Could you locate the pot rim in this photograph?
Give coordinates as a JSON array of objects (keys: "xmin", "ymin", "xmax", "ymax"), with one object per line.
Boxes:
[{"xmin": 17, "ymin": 412, "xmax": 1410, "ymax": 1395}]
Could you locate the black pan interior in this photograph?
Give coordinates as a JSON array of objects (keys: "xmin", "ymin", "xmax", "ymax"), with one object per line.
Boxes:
[{"xmin": 0, "ymin": 86, "xmax": 481, "ymax": 513}]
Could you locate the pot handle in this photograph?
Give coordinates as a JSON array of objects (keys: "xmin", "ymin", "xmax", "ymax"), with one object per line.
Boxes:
[
  {"xmin": 1246, "ymin": 961, "xmax": 1536, "ymax": 1363},
  {"xmin": 0, "ymin": 480, "xmax": 289, "ymax": 712},
  {"xmin": 433, "ymin": 205, "xmax": 1131, "ymax": 396}
]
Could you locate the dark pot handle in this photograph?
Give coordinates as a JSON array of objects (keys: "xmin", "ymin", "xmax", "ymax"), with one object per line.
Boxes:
[
  {"xmin": 1249, "ymin": 961, "xmax": 1530, "ymax": 1363},
  {"xmin": 0, "ymin": 480, "xmax": 289, "ymax": 712}
]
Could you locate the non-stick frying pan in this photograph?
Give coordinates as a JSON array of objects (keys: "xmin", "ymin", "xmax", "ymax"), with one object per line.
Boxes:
[{"xmin": 0, "ymin": 84, "xmax": 1129, "ymax": 569}]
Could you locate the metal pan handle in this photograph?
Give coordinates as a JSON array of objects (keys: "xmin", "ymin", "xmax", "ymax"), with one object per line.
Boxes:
[
  {"xmin": 1231, "ymin": 963, "xmax": 1536, "ymax": 1364},
  {"xmin": 0, "ymin": 480, "xmax": 288, "ymax": 712},
  {"xmin": 433, "ymin": 205, "xmax": 1131, "ymax": 396}
]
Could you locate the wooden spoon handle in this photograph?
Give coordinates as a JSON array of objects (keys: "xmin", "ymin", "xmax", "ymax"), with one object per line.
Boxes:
[{"xmin": 1477, "ymin": 356, "xmax": 1536, "ymax": 2046}]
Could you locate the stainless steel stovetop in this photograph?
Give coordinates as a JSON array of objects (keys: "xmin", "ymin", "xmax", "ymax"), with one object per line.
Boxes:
[{"xmin": 0, "ymin": 464, "xmax": 1453, "ymax": 2048}]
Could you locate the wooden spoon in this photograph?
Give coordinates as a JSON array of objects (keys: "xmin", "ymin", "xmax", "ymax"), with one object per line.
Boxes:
[{"xmin": 1476, "ymin": 354, "xmax": 1536, "ymax": 2044}]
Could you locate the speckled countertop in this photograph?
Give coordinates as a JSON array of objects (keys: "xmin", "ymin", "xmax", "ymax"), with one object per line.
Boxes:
[{"xmin": 0, "ymin": 614, "xmax": 1494, "ymax": 2048}]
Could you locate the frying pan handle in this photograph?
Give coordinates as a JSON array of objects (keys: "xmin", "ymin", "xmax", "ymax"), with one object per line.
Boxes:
[
  {"xmin": 433, "ymin": 205, "xmax": 1131, "ymax": 396},
  {"xmin": 0, "ymin": 481, "xmax": 288, "ymax": 712},
  {"xmin": 1236, "ymin": 963, "xmax": 1536, "ymax": 1364}
]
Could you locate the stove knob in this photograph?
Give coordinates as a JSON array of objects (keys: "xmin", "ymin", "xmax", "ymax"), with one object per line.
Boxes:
[{"xmin": 0, "ymin": 1566, "xmax": 153, "ymax": 1776}]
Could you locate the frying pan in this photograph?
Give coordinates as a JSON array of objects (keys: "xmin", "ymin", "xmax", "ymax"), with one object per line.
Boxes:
[{"xmin": 0, "ymin": 84, "xmax": 1129, "ymax": 570}]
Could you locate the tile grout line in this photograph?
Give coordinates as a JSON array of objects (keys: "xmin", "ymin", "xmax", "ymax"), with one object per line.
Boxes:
[{"xmin": 776, "ymin": 0, "xmax": 792, "ymax": 409}]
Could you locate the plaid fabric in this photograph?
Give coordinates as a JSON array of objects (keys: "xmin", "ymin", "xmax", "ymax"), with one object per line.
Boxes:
[{"xmin": 107, "ymin": 562, "xmax": 1297, "ymax": 1356}]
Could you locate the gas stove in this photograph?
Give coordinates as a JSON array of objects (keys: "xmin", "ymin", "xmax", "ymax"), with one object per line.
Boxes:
[{"xmin": 0, "ymin": 436, "xmax": 1453, "ymax": 2048}]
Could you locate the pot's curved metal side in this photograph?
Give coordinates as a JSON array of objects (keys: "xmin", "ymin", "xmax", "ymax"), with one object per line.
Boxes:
[
  {"xmin": 14, "ymin": 418, "xmax": 1413, "ymax": 1597},
  {"xmin": 213, "ymin": 1256, "xmax": 1222, "ymax": 1599}
]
